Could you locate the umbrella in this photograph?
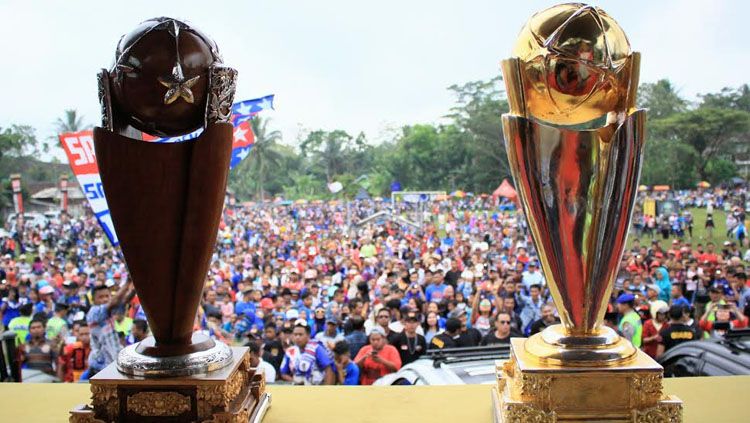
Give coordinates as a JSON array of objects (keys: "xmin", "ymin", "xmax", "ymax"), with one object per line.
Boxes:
[
  {"xmin": 452, "ymin": 190, "xmax": 466, "ymax": 198},
  {"xmin": 697, "ymin": 181, "xmax": 710, "ymax": 188},
  {"xmin": 638, "ymin": 185, "xmax": 649, "ymax": 192}
]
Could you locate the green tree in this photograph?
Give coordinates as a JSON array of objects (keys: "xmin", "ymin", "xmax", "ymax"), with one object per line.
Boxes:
[
  {"xmin": 447, "ymin": 77, "xmax": 511, "ymax": 193},
  {"xmin": 704, "ymin": 158, "xmax": 738, "ymax": 185},
  {"xmin": 699, "ymin": 84, "xmax": 750, "ymax": 112},
  {"xmin": 650, "ymin": 108, "xmax": 750, "ymax": 179},
  {"xmin": 54, "ymin": 109, "xmax": 87, "ymax": 133},
  {"xmin": 637, "ymin": 79, "xmax": 688, "ymax": 120},
  {"xmin": 300, "ymin": 130, "xmax": 369, "ymax": 182},
  {"xmin": 0, "ymin": 125, "xmax": 42, "ymax": 161},
  {"xmin": 640, "ymin": 138, "xmax": 700, "ymax": 188}
]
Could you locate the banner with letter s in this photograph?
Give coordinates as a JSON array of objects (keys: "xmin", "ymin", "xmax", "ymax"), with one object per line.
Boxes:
[{"xmin": 59, "ymin": 130, "xmax": 119, "ymax": 246}]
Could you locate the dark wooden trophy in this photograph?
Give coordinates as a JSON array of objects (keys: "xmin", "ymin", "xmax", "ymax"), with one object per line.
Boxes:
[{"xmin": 69, "ymin": 17, "xmax": 270, "ymax": 423}]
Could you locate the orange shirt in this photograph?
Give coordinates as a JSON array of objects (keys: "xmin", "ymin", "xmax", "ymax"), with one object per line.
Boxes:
[{"xmin": 354, "ymin": 344, "xmax": 402, "ymax": 385}]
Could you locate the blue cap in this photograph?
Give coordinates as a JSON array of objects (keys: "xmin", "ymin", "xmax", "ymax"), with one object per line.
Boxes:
[{"xmin": 616, "ymin": 293, "xmax": 635, "ymax": 304}]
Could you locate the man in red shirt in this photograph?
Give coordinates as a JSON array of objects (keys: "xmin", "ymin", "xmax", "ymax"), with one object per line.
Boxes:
[
  {"xmin": 353, "ymin": 326, "xmax": 401, "ymax": 385},
  {"xmin": 58, "ymin": 323, "xmax": 91, "ymax": 382},
  {"xmin": 698, "ymin": 242, "xmax": 720, "ymax": 265}
]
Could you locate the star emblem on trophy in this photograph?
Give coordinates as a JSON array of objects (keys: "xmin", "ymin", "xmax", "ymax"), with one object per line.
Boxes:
[
  {"xmin": 70, "ymin": 17, "xmax": 270, "ymax": 423},
  {"xmin": 493, "ymin": 4, "xmax": 683, "ymax": 421}
]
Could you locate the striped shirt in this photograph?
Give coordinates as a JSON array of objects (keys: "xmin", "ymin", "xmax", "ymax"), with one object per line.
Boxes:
[{"xmin": 86, "ymin": 305, "xmax": 122, "ymax": 371}]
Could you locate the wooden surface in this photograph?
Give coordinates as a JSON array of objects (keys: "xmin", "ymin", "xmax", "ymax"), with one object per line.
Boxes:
[{"xmin": 0, "ymin": 376, "xmax": 747, "ymax": 422}]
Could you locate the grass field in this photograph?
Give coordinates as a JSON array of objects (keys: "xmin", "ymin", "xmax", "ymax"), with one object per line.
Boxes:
[{"xmin": 627, "ymin": 207, "xmax": 738, "ymax": 250}]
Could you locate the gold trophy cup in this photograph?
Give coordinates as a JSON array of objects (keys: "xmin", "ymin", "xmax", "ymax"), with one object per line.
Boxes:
[{"xmin": 493, "ymin": 4, "xmax": 683, "ymax": 421}]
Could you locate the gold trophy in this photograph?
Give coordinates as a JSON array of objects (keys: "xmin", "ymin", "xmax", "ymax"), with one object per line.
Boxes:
[{"xmin": 493, "ymin": 4, "xmax": 682, "ymax": 421}]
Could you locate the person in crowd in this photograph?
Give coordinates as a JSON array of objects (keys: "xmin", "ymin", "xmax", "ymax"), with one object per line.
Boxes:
[
  {"xmin": 0, "ymin": 185, "xmax": 747, "ymax": 386},
  {"xmin": 520, "ymin": 284, "xmax": 544, "ymax": 334},
  {"xmin": 699, "ymin": 303, "xmax": 748, "ymax": 338},
  {"xmin": 529, "ymin": 304, "xmax": 560, "ymax": 336},
  {"xmin": 430, "ymin": 317, "xmax": 461, "ymax": 349},
  {"xmin": 333, "ymin": 340, "xmax": 360, "ymax": 385},
  {"xmin": 641, "ymin": 301, "xmax": 669, "ymax": 359},
  {"xmin": 279, "ymin": 319, "xmax": 334, "ymax": 385},
  {"xmin": 314, "ymin": 316, "xmax": 344, "ymax": 351},
  {"xmin": 471, "ymin": 298, "xmax": 494, "ymax": 337},
  {"xmin": 353, "ymin": 326, "xmax": 401, "ymax": 385},
  {"xmin": 657, "ymin": 305, "xmax": 699, "ymax": 357},
  {"xmin": 86, "ymin": 280, "xmax": 135, "ymax": 376},
  {"xmin": 422, "ymin": 311, "xmax": 442, "ymax": 345},
  {"xmin": 112, "ymin": 306, "xmax": 133, "ymax": 342},
  {"xmin": 616, "ymin": 293, "xmax": 642, "ymax": 348},
  {"xmin": 19, "ymin": 316, "xmax": 57, "ymax": 377},
  {"xmin": 58, "ymin": 321, "xmax": 91, "ymax": 382},
  {"xmin": 450, "ymin": 308, "xmax": 482, "ymax": 347},
  {"xmin": 248, "ymin": 340, "xmax": 276, "ymax": 383},
  {"xmin": 521, "ymin": 261, "xmax": 544, "ymax": 291},
  {"xmin": 391, "ymin": 310, "xmax": 427, "ymax": 365},
  {"xmin": 481, "ymin": 312, "xmax": 522, "ymax": 345},
  {"xmin": 127, "ymin": 319, "xmax": 149, "ymax": 345},
  {"xmin": 9, "ymin": 303, "xmax": 33, "ymax": 345},
  {"xmin": 46, "ymin": 303, "xmax": 69, "ymax": 346},
  {"xmin": 344, "ymin": 315, "xmax": 367, "ymax": 358}
]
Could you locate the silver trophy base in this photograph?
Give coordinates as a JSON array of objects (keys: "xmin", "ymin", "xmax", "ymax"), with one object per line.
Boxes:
[{"xmin": 116, "ymin": 339, "xmax": 233, "ymax": 377}]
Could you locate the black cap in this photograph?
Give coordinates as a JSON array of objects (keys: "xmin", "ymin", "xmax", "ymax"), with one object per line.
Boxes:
[{"xmin": 445, "ymin": 317, "xmax": 462, "ymax": 333}]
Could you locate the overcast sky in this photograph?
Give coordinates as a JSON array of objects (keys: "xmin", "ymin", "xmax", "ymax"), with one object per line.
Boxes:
[{"xmin": 1, "ymin": 0, "xmax": 749, "ymax": 161}]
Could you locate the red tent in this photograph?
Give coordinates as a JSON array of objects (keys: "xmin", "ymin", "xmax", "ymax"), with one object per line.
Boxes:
[{"xmin": 492, "ymin": 179, "xmax": 518, "ymax": 201}]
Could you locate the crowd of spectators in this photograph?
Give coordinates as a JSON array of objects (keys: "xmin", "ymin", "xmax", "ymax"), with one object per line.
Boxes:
[{"xmin": 0, "ymin": 185, "xmax": 748, "ymax": 384}]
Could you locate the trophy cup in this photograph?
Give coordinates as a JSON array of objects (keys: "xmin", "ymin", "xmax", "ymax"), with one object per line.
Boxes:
[
  {"xmin": 69, "ymin": 18, "xmax": 269, "ymax": 422},
  {"xmin": 493, "ymin": 4, "xmax": 682, "ymax": 421}
]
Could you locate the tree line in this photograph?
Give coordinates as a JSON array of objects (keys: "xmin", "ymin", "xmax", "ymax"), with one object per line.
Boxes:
[
  {"xmin": 228, "ymin": 78, "xmax": 750, "ymax": 200},
  {"xmin": 1, "ymin": 80, "xmax": 748, "ymax": 203}
]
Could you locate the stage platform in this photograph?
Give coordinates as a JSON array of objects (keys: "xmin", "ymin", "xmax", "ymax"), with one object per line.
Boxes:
[{"xmin": 1, "ymin": 375, "xmax": 748, "ymax": 422}]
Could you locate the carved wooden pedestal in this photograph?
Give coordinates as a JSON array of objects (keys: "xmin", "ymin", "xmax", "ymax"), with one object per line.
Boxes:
[
  {"xmin": 492, "ymin": 338, "xmax": 682, "ymax": 422},
  {"xmin": 69, "ymin": 347, "xmax": 270, "ymax": 423}
]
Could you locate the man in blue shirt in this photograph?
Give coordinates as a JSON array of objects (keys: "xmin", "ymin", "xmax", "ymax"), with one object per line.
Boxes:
[
  {"xmin": 279, "ymin": 319, "xmax": 334, "ymax": 385},
  {"xmin": 234, "ymin": 288, "xmax": 256, "ymax": 317},
  {"xmin": 425, "ymin": 269, "xmax": 447, "ymax": 303},
  {"xmin": 333, "ymin": 340, "xmax": 359, "ymax": 385},
  {"xmin": 86, "ymin": 280, "xmax": 135, "ymax": 376},
  {"xmin": 344, "ymin": 315, "xmax": 367, "ymax": 358}
]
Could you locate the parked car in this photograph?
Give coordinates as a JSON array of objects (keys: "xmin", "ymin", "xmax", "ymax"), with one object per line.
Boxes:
[
  {"xmin": 373, "ymin": 345, "xmax": 510, "ymax": 386},
  {"xmin": 5, "ymin": 212, "xmax": 48, "ymax": 231},
  {"xmin": 43, "ymin": 210, "xmax": 62, "ymax": 225},
  {"xmin": 658, "ymin": 328, "xmax": 750, "ymax": 377}
]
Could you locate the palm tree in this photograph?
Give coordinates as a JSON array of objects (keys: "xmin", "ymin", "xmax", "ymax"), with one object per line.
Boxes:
[
  {"xmin": 301, "ymin": 130, "xmax": 353, "ymax": 182},
  {"xmin": 54, "ymin": 109, "xmax": 86, "ymax": 134},
  {"xmin": 246, "ymin": 116, "xmax": 282, "ymax": 201}
]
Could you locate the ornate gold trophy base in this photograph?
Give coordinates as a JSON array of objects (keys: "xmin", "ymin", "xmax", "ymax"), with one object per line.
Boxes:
[
  {"xmin": 69, "ymin": 347, "xmax": 271, "ymax": 423},
  {"xmin": 492, "ymin": 339, "xmax": 682, "ymax": 422}
]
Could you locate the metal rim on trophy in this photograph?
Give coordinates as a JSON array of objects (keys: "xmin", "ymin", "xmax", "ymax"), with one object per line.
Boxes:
[
  {"xmin": 116, "ymin": 340, "xmax": 233, "ymax": 377},
  {"xmin": 523, "ymin": 324, "xmax": 638, "ymax": 366}
]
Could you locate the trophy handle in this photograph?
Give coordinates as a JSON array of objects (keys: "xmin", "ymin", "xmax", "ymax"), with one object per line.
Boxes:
[{"xmin": 205, "ymin": 65, "xmax": 238, "ymax": 126}]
